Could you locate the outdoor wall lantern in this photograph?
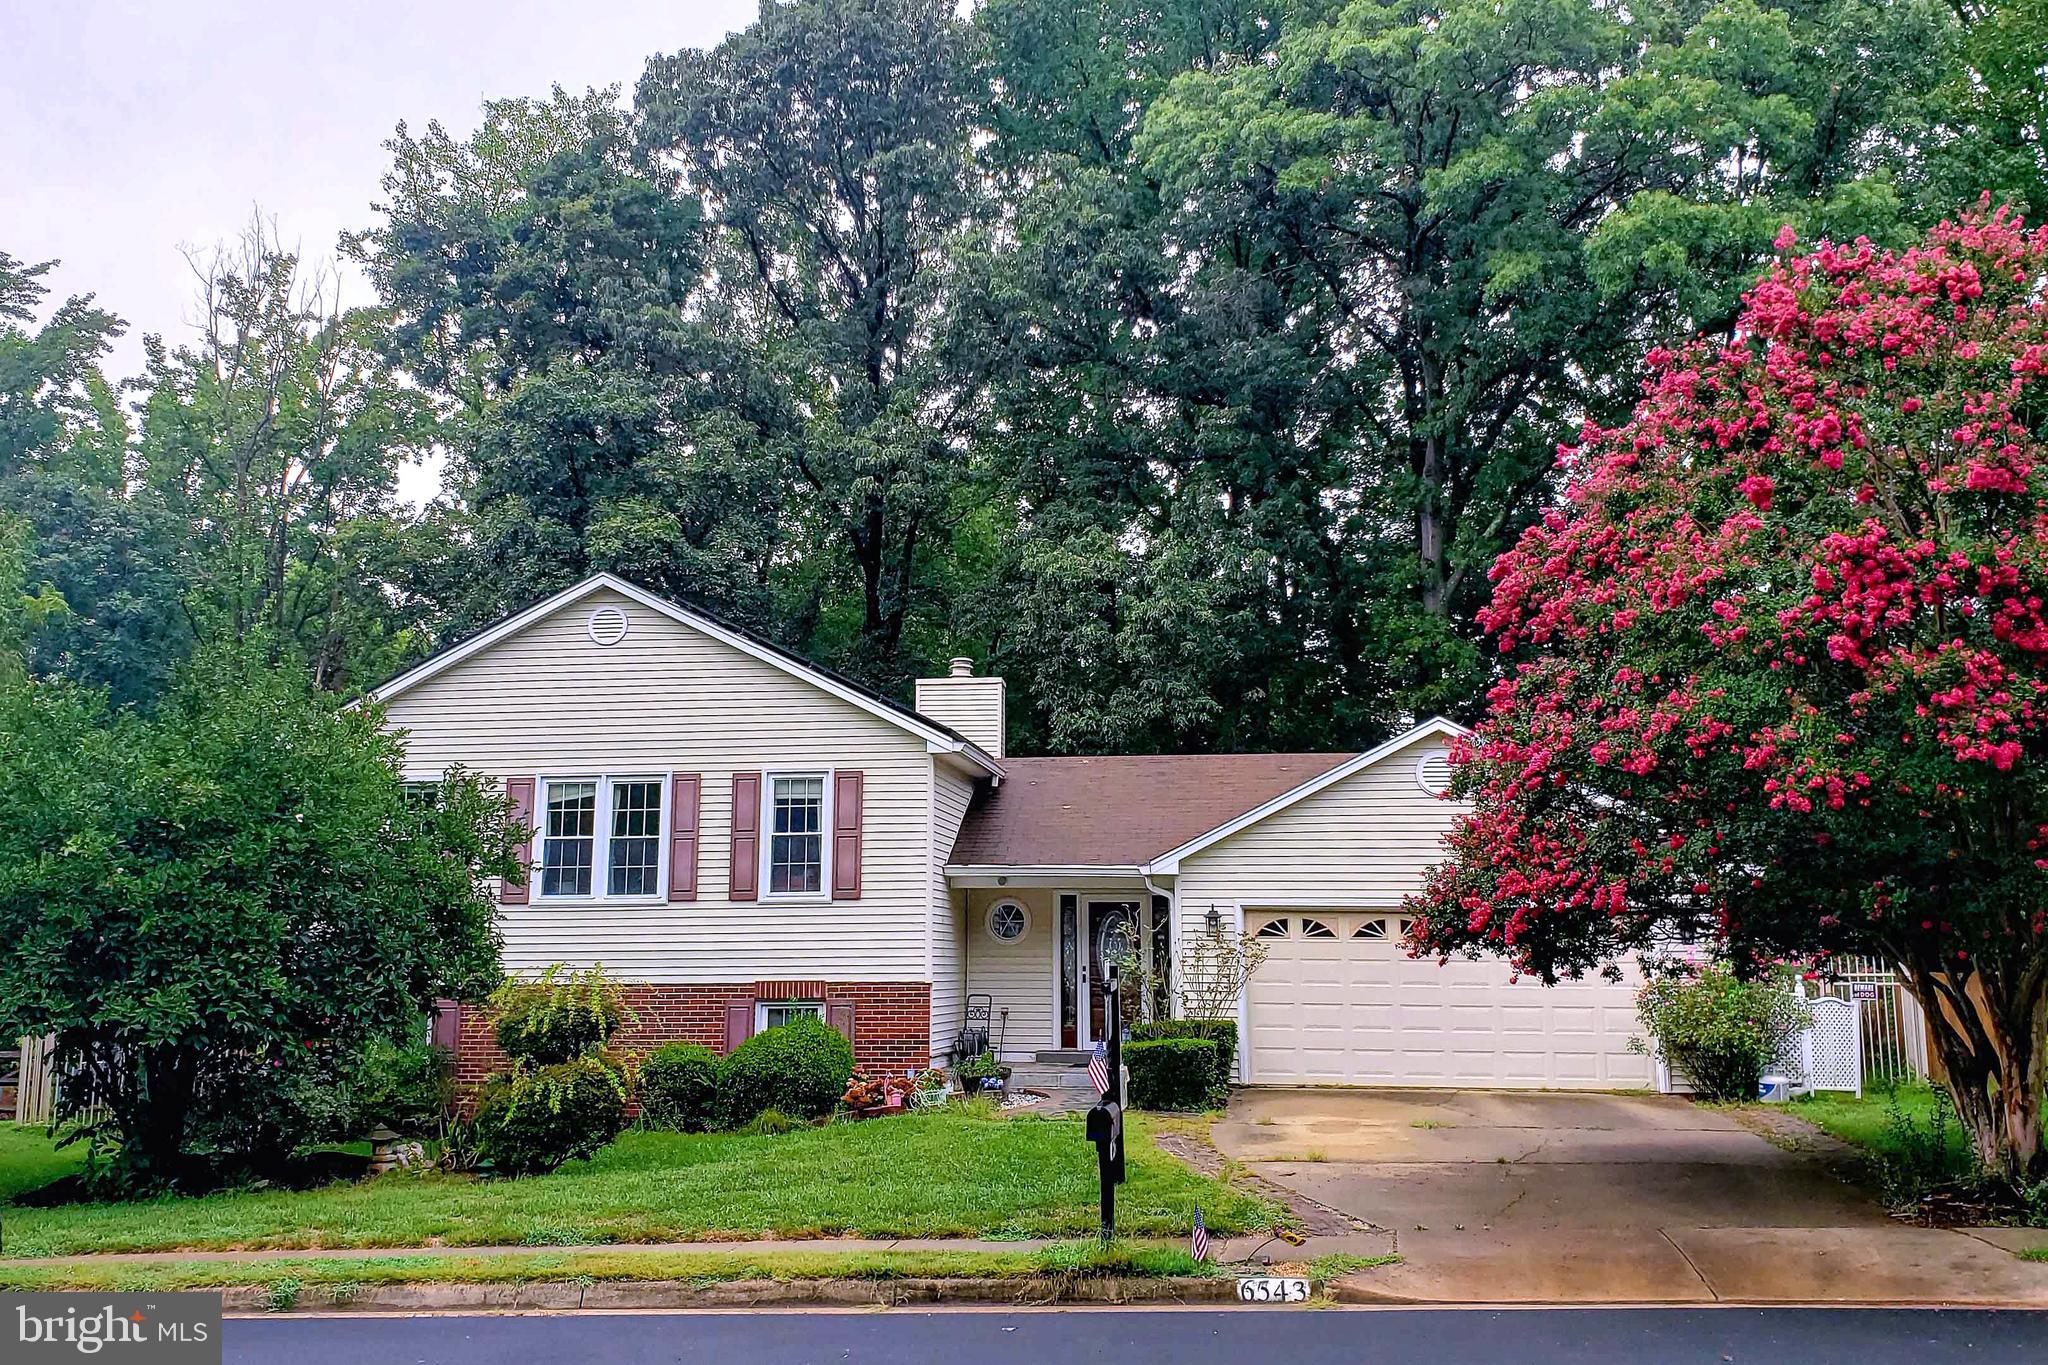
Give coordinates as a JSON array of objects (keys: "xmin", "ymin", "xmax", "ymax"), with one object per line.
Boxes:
[{"xmin": 1205, "ymin": 904, "xmax": 1222, "ymax": 938}]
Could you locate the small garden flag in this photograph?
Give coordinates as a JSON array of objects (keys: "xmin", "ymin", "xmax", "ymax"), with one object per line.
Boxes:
[
  {"xmin": 1191, "ymin": 1205, "xmax": 1210, "ymax": 1262},
  {"xmin": 1087, "ymin": 1039, "xmax": 1110, "ymax": 1094}
]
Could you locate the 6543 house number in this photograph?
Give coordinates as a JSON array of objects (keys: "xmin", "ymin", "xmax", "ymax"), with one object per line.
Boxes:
[{"xmin": 1235, "ymin": 1276, "xmax": 1311, "ymax": 1304}]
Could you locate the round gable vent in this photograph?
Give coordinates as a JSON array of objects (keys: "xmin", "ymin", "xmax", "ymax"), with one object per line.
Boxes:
[
  {"xmin": 587, "ymin": 604, "xmax": 630, "ymax": 647},
  {"xmin": 1416, "ymin": 747, "xmax": 1454, "ymax": 797}
]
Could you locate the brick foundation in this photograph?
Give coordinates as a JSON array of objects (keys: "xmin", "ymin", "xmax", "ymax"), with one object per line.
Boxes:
[{"xmin": 452, "ymin": 981, "xmax": 933, "ymax": 1101}]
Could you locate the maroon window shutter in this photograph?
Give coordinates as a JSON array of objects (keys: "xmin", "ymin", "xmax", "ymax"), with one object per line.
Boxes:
[
  {"xmin": 723, "ymin": 999, "xmax": 756, "ymax": 1053},
  {"xmin": 501, "ymin": 776, "xmax": 535, "ymax": 905},
  {"xmin": 831, "ymin": 771, "xmax": 863, "ymax": 900},
  {"xmin": 668, "ymin": 774, "xmax": 701, "ymax": 902},
  {"xmin": 826, "ymin": 999, "xmax": 856, "ymax": 1049},
  {"xmin": 729, "ymin": 773, "xmax": 761, "ymax": 901},
  {"xmin": 429, "ymin": 999, "xmax": 461, "ymax": 1051}
]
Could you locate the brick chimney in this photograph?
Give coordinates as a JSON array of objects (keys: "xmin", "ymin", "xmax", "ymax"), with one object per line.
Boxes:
[{"xmin": 915, "ymin": 657, "xmax": 1006, "ymax": 759}]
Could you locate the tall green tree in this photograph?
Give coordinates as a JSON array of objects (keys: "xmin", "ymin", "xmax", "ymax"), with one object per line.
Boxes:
[
  {"xmin": 0, "ymin": 251, "xmax": 190, "ymax": 704},
  {"xmin": 635, "ymin": 0, "xmax": 997, "ymax": 681},
  {"xmin": 0, "ymin": 646, "xmax": 515, "ymax": 1190},
  {"xmin": 347, "ymin": 88, "xmax": 780, "ymax": 639}
]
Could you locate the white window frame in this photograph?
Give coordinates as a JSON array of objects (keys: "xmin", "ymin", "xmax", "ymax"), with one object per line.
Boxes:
[
  {"xmin": 760, "ymin": 767, "xmax": 834, "ymax": 904},
  {"xmin": 755, "ymin": 1000, "xmax": 825, "ymax": 1032},
  {"xmin": 985, "ymin": 898, "xmax": 1030, "ymax": 944},
  {"xmin": 531, "ymin": 771, "xmax": 671, "ymax": 904}
]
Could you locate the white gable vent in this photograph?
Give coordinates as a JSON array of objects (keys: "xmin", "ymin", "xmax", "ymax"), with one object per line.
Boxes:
[
  {"xmin": 586, "ymin": 604, "xmax": 630, "ymax": 647},
  {"xmin": 1416, "ymin": 748, "xmax": 1454, "ymax": 797}
]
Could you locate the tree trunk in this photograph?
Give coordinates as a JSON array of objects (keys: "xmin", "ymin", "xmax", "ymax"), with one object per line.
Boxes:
[{"xmin": 1908, "ymin": 965, "xmax": 2047, "ymax": 1182}]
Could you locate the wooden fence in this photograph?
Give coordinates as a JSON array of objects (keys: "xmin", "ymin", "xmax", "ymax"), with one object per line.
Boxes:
[{"xmin": 6, "ymin": 1036, "xmax": 57, "ymax": 1125}]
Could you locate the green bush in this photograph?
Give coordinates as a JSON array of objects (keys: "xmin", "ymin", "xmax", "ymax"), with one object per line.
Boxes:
[
  {"xmin": 490, "ymin": 965, "xmax": 631, "ymax": 1065},
  {"xmin": 1124, "ymin": 1037, "xmax": 1220, "ymax": 1111},
  {"xmin": 638, "ymin": 1042, "xmax": 720, "ymax": 1132},
  {"xmin": 738, "ymin": 1109, "xmax": 805, "ymax": 1136},
  {"xmin": 1130, "ymin": 1019, "xmax": 1237, "ymax": 1096},
  {"xmin": 717, "ymin": 1015, "xmax": 854, "ymax": 1127},
  {"xmin": 1633, "ymin": 963, "xmax": 1809, "ymax": 1101},
  {"xmin": 342, "ymin": 1035, "xmax": 455, "ymax": 1136},
  {"xmin": 460, "ymin": 1056, "xmax": 629, "ymax": 1176}
]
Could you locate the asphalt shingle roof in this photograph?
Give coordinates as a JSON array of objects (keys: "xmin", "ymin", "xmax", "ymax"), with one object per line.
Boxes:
[{"xmin": 947, "ymin": 752, "xmax": 1355, "ymax": 867}]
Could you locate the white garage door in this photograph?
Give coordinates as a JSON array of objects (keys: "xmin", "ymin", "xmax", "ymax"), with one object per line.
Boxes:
[{"xmin": 1245, "ymin": 911, "xmax": 1652, "ymax": 1089}]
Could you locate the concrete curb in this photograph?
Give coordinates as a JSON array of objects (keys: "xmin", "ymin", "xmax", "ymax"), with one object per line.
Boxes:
[{"xmin": 226, "ymin": 1275, "xmax": 1251, "ymax": 1315}]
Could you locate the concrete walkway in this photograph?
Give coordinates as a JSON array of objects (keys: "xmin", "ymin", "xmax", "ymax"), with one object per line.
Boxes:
[
  {"xmin": 0, "ymin": 1236, "xmax": 1060, "ymax": 1267},
  {"xmin": 1215, "ymin": 1087, "xmax": 2048, "ymax": 1306}
]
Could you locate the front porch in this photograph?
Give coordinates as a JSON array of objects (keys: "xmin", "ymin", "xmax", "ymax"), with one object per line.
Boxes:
[{"xmin": 948, "ymin": 872, "xmax": 1176, "ymax": 1063}]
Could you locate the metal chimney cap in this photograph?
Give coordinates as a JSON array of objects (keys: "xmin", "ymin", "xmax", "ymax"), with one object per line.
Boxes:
[{"xmin": 948, "ymin": 656, "xmax": 975, "ymax": 677}]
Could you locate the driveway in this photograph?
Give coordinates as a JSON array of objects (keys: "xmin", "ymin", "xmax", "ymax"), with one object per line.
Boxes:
[{"xmin": 1214, "ymin": 1088, "xmax": 2048, "ymax": 1305}]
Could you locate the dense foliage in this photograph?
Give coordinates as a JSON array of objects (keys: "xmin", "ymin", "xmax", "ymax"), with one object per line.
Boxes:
[
  {"xmin": 1128, "ymin": 1018, "xmax": 1238, "ymax": 1098},
  {"xmin": 335, "ymin": 1035, "xmax": 457, "ymax": 1138},
  {"xmin": 462, "ymin": 965, "xmax": 633, "ymax": 1175},
  {"xmin": 462, "ymin": 1057, "xmax": 630, "ymax": 1177},
  {"xmin": 715, "ymin": 1016, "xmax": 856, "ymax": 1127},
  {"xmin": 1632, "ymin": 965, "xmax": 1810, "ymax": 1101},
  {"xmin": 0, "ymin": 648, "xmax": 514, "ymax": 1190},
  {"xmin": 1410, "ymin": 207, "xmax": 2048, "ymax": 1177},
  {"xmin": 1123, "ymin": 1037, "xmax": 1222, "ymax": 1111},
  {"xmin": 636, "ymin": 1042, "xmax": 721, "ymax": 1133},
  {"xmin": 10, "ymin": 0, "xmax": 2035, "ymax": 754},
  {"xmin": 489, "ymin": 964, "xmax": 631, "ymax": 1065}
]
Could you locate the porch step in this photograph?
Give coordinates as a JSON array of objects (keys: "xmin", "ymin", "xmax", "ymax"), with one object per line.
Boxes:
[
  {"xmin": 1007, "ymin": 1062, "xmax": 1100, "ymax": 1093},
  {"xmin": 1032, "ymin": 1050, "xmax": 1092, "ymax": 1066}
]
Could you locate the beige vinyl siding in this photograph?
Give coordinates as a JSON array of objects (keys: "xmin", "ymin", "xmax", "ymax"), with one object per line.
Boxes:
[
  {"xmin": 912, "ymin": 676, "xmax": 1006, "ymax": 757},
  {"xmin": 962, "ymin": 887, "xmax": 1059, "ymax": 1060},
  {"xmin": 383, "ymin": 588, "xmax": 936, "ymax": 984},
  {"xmin": 1174, "ymin": 733, "xmax": 1464, "ymax": 917},
  {"xmin": 928, "ymin": 765, "xmax": 978, "ymax": 1055}
]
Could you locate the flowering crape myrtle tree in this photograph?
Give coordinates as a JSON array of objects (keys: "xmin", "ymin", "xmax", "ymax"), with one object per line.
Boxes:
[{"xmin": 1409, "ymin": 205, "xmax": 2048, "ymax": 1180}]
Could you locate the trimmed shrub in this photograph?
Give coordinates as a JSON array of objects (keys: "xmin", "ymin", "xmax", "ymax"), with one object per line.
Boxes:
[
  {"xmin": 1130, "ymin": 1019, "xmax": 1236, "ymax": 1096},
  {"xmin": 490, "ymin": 965, "xmax": 630, "ymax": 1065},
  {"xmin": 1633, "ymin": 963, "xmax": 1809, "ymax": 1102},
  {"xmin": 638, "ymin": 1042, "xmax": 720, "ymax": 1132},
  {"xmin": 717, "ymin": 1015, "xmax": 855, "ymax": 1127},
  {"xmin": 461, "ymin": 1056, "xmax": 629, "ymax": 1176},
  {"xmin": 1124, "ymin": 1037, "xmax": 1220, "ymax": 1111}
]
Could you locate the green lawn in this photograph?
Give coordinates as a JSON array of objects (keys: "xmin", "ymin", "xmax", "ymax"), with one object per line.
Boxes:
[
  {"xmin": 1787, "ymin": 1083, "xmax": 1974, "ymax": 1170},
  {"xmin": 0, "ymin": 1242, "xmax": 1221, "ymax": 1296},
  {"xmin": 0, "ymin": 1124, "xmax": 85, "ymax": 1203},
  {"xmin": 0, "ymin": 1111, "xmax": 1278, "ymax": 1258}
]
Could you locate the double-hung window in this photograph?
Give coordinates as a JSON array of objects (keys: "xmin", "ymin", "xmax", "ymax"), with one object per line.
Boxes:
[
  {"xmin": 765, "ymin": 772, "xmax": 828, "ymax": 898},
  {"xmin": 536, "ymin": 775, "xmax": 666, "ymax": 901}
]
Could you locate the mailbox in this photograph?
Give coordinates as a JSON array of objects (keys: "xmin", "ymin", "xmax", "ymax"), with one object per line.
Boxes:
[{"xmin": 1085, "ymin": 1100, "xmax": 1120, "ymax": 1147}]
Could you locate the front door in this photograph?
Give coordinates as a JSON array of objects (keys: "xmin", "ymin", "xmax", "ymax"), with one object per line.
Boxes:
[{"xmin": 1084, "ymin": 900, "xmax": 1140, "ymax": 1044}]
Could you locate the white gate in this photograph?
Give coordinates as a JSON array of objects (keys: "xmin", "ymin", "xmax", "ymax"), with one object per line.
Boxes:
[{"xmin": 1809, "ymin": 957, "xmax": 1928, "ymax": 1085}]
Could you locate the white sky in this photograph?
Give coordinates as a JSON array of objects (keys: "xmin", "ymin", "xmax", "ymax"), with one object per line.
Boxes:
[{"xmin": 1, "ymin": 0, "xmax": 755, "ymax": 503}]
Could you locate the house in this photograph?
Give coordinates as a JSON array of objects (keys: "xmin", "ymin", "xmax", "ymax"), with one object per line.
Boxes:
[{"xmin": 374, "ymin": 573, "xmax": 1651, "ymax": 1093}]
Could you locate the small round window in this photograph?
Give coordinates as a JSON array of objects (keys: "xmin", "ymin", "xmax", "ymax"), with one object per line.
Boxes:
[{"xmin": 985, "ymin": 900, "xmax": 1029, "ymax": 944}]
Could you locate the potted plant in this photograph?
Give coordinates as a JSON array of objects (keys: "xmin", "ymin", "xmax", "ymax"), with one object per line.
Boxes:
[{"xmin": 955, "ymin": 1050, "xmax": 1008, "ymax": 1096}]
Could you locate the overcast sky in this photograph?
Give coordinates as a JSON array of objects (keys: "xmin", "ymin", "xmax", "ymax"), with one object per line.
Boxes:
[{"xmin": 2, "ymin": 0, "xmax": 755, "ymax": 499}]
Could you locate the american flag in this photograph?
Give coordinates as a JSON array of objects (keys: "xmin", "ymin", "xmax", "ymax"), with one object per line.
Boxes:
[
  {"xmin": 1087, "ymin": 1039, "xmax": 1109, "ymax": 1094},
  {"xmin": 1191, "ymin": 1205, "xmax": 1210, "ymax": 1262}
]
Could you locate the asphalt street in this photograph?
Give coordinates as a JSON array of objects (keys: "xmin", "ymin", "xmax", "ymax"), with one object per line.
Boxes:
[{"xmin": 225, "ymin": 1306, "xmax": 2048, "ymax": 1364}]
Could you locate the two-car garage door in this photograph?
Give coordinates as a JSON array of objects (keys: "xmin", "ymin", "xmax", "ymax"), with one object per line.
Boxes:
[{"xmin": 1244, "ymin": 911, "xmax": 1651, "ymax": 1089}]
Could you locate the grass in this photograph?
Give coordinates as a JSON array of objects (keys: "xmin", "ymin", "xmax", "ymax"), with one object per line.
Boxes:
[
  {"xmin": 0, "ymin": 1125, "xmax": 85, "ymax": 1204},
  {"xmin": 2020, "ymin": 1247, "xmax": 2048, "ymax": 1263},
  {"xmin": 1306, "ymin": 1252, "xmax": 1399, "ymax": 1280},
  {"xmin": 0, "ymin": 1110, "xmax": 1279, "ymax": 1259},
  {"xmin": 1787, "ymin": 1083, "xmax": 1974, "ymax": 1169},
  {"xmin": 0, "ymin": 1243, "xmax": 1221, "ymax": 1295}
]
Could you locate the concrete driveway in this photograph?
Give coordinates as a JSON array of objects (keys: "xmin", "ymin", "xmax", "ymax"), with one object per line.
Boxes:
[{"xmin": 1214, "ymin": 1088, "xmax": 2048, "ymax": 1305}]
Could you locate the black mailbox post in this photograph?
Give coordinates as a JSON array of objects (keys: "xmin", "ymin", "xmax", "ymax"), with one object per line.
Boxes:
[{"xmin": 1084, "ymin": 963, "xmax": 1129, "ymax": 1242}]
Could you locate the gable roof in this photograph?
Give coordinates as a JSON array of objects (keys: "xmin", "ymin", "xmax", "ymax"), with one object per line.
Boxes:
[
  {"xmin": 947, "ymin": 752, "xmax": 1355, "ymax": 869},
  {"xmin": 369, "ymin": 573, "xmax": 1005, "ymax": 778},
  {"xmin": 1139, "ymin": 717, "xmax": 1470, "ymax": 873}
]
